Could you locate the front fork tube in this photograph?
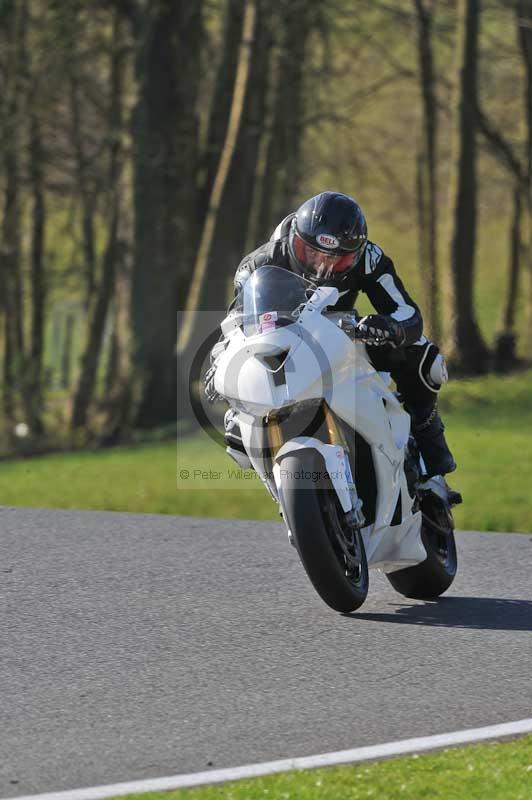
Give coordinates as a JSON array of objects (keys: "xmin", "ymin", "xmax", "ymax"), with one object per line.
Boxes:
[
  {"xmin": 323, "ymin": 404, "xmax": 365, "ymax": 526},
  {"xmin": 268, "ymin": 404, "xmax": 365, "ymax": 527}
]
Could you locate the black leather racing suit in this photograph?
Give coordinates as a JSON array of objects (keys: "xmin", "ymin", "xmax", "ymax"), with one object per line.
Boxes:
[
  {"xmin": 233, "ymin": 214, "xmax": 444, "ymax": 414},
  {"xmin": 225, "ymin": 213, "xmax": 456, "ymax": 476}
]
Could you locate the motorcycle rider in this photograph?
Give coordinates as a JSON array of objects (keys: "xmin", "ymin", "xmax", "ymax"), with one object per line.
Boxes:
[{"xmin": 206, "ymin": 191, "xmax": 456, "ymax": 478}]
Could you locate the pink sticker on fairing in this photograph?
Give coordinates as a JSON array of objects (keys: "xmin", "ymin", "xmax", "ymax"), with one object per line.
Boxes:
[{"xmin": 259, "ymin": 311, "xmax": 278, "ymax": 332}]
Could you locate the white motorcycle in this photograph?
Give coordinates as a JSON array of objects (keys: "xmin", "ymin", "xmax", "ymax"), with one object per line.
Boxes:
[{"xmin": 212, "ymin": 265, "xmax": 459, "ymax": 613}]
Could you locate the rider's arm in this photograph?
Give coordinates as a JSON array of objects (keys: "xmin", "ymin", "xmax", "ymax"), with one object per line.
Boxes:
[{"xmin": 360, "ymin": 243, "xmax": 423, "ymax": 346}]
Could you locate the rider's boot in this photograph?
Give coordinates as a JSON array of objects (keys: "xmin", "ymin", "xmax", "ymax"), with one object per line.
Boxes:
[{"xmin": 409, "ymin": 402, "xmax": 456, "ymax": 479}]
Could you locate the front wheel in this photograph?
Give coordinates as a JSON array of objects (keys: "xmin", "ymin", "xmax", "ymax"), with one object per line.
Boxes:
[
  {"xmin": 386, "ymin": 491, "xmax": 457, "ymax": 599},
  {"xmin": 280, "ymin": 450, "xmax": 369, "ymax": 613}
]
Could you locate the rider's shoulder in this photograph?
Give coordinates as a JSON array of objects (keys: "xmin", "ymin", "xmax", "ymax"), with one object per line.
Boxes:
[
  {"xmin": 237, "ymin": 241, "xmax": 273, "ymax": 270},
  {"xmin": 235, "ymin": 238, "xmax": 288, "ymax": 288},
  {"xmin": 361, "ymin": 241, "xmax": 394, "ymax": 276},
  {"xmin": 270, "ymin": 212, "xmax": 296, "ymax": 241}
]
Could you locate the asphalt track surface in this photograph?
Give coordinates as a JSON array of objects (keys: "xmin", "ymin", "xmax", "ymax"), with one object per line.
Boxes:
[{"xmin": 1, "ymin": 507, "xmax": 532, "ymax": 798}]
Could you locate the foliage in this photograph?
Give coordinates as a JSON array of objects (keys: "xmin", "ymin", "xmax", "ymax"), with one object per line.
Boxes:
[{"xmin": 0, "ymin": 0, "xmax": 531, "ymax": 452}]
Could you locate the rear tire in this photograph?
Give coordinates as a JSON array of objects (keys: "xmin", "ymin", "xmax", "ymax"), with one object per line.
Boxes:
[
  {"xmin": 280, "ymin": 450, "xmax": 368, "ymax": 613},
  {"xmin": 386, "ymin": 492, "xmax": 457, "ymax": 599}
]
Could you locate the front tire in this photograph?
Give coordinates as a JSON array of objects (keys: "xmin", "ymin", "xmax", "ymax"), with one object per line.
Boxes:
[
  {"xmin": 386, "ymin": 491, "xmax": 457, "ymax": 599},
  {"xmin": 280, "ymin": 450, "xmax": 369, "ymax": 613}
]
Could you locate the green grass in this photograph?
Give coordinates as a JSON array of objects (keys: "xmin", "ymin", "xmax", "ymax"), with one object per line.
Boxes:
[
  {"xmin": 438, "ymin": 370, "xmax": 532, "ymax": 533},
  {"xmin": 1, "ymin": 370, "xmax": 531, "ymax": 532},
  {"xmin": 0, "ymin": 442, "xmax": 181, "ymax": 516},
  {"xmin": 118, "ymin": 735, "xmax": 532, "ymax": 800}
]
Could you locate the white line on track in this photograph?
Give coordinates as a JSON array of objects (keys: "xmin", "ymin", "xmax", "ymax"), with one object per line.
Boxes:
[{"xmin": 8, "ymin": 717, "xmax": 532, "ymax": 800}]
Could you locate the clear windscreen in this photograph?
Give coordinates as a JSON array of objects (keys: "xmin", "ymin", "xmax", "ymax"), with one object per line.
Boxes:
[{"xmin": 239, "ymin": 265, "xmax": 315, "ymax": 336}]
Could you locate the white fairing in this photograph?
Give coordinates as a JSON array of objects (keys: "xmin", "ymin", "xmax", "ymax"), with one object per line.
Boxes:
[
  {"xmin": 274, "ymin": 438, "xmax": 353, "ymax": 513},
  {"xmin": 214, "ymin": 284, "xmax": 426, "ymax": 573}
]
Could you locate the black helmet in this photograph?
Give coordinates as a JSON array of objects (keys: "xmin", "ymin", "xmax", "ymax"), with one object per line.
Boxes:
[{"xmin": 288, "ymin": 191, "xmax": 368, "ymax": 282}]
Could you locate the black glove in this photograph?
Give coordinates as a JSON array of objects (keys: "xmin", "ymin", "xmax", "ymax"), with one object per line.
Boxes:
[
  {"xmin": 204, "ymin": 363, "xmax": 222, "ymax": 404},
  {"xmin": 356, "ymin": 314, "xmax": 406, "ymax": 347}
]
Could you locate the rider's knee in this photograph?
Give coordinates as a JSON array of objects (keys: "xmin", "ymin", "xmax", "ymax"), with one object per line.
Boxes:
[{"xmin": 419, "ymin": 342, "xmax": 449, "ymax": 392}]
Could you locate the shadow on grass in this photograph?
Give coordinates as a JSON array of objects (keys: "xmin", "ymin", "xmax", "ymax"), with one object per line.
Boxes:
[{"xmin": 351, "ymin": 596, "xmax": 532, "ymax": 632}]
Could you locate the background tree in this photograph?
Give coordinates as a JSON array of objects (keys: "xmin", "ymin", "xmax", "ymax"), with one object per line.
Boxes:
[
  {"xmin": 66, "ymin": 10, "xmax": 97, "ymax": 309},
  {"xmin": 256, "ymin": 0, "xmax": 316, "ymax": 239},
  {"xmin": 131, "ymin": 0, "xmax": 202, "ymax": 427},
  {"xmin": 413, "ymin": 0, "xmax": 441, "ymax": 341},
  {"xmin": 25, "ymin": 4, "xmax": 48, "ymax": 436},
  {"xmin": 446, "ymin": 0, "xmax": 489, "ymax": 372},
  {"xmin": 175, "ymin": 0, "xmax": 257, "ymax": 403},
  {"xmin": 0, "ymin": 0, "xmax": 26, "ymax": 437},
  {"xmin": 516, "ymin": 0, "xmax": 532, "ymax": 344},
  {"xmin": 71, "ymin": 9, "xmax": 126, "ymax": 431},
  {"xmin": 0, "ymin": 0, "xmax": 530, "ymax": 454},
  {"xmin": 183, "ymin": 0, "xmax": 264, "ymax": 321}
]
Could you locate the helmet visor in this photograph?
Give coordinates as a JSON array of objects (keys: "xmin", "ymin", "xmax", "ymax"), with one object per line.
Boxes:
[{"xmin": 292, "ymin": 232, "xmax": 361, "ymax": 279}]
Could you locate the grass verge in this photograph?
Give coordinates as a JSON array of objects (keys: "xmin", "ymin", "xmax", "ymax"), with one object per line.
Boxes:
[
  {"xmin": 0, "ymin": 370, "xmax": 530, "ymax": 532},
  {"xmin": 117, "ymin": 735, "xmax": 532, "ymax": 800}
]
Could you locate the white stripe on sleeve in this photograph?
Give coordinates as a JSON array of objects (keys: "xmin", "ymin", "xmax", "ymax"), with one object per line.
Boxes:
[{"xmin": 377, "ymin": 273, "xmax": 416, "ymax": 322}]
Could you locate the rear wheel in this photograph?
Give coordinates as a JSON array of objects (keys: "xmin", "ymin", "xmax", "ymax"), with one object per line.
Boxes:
[
  {"xmin": 386, "ymin": 491, "xmax": 457, "ymax": 599},
  {"xmin": 280, "ymin": 450, "xmax": 368, "ymax": 613}
]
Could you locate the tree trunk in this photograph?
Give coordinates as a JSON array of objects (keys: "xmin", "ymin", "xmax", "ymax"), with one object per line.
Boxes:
[
  {"xmin": 61, "ymin": 314, "xmax": 75, "ymax": 391},
  {"xmin": 518, "ymin": 0, "xmax": 532, "ymax": 191},
  {"xmin": 100, "ymin": 247, "xmax": 134, "ymax": 446},
  {"xmin": 175, "ymin": 0, "xmax": 256, "ymax": 355},
  {"xmin": 517, "ymin": 1, "xmax": 532, "ymax": 349},
  {"xmin": 245, "ymin": 35, "xmax": 282, "ymax": 251},
  {"xmin": 71, "ymin": 11, "xmax": 125, "ymax": 431},
  {"xmin": 27, "ymin": 110, "xmax": 46, "ymax": 435},
  {"xmin": 197, "ymin": 0, "xmax": 271, "ymax": 316},
  {"xmin": 412, "ymin": 0, "xmax": 441, "ymax": 342},
  {"xmin": 256, "ymin": 1, "xmax": 313, "ymax": 238},
  {"xmin": 105, "ymin": 315, "xmax": 120, "ymax": 396},
  {"xmin": 256, "ymin": 42, "xmax": 284, "ymax": 241},
  {"xmin": 1, "ymin": 142, "xmax": 23, "ymax": 429},
  {"xmin": 446, "ymin": 0, "xmax": 489, "ymax": 373},
  {"xmin": 3, "ymin": 317, "xmax": 15, "ymax": 437},
  {"xmin": 494, "ymin": 182, "xmax": 522, "ymax": 372},
  {"xmin": 277, "ymin": 1, "xmax": 312, "ymax": 210},
  {"xmin": 198, "ymin": 0, "xmax": 244, "ymax": 220},
  {"xmin": 69, "ymin": 70, "xmax": 97, "ymax": 309},
  {"xmin": 132, "ymin": 1, "xmax": 202, "ymax": 427},
  {"xmin": 70, "ymin": 221, "xmax": 120, "ymax": 430},
  {"xmin": 0, "ymin": 0, "xmax": 25, "ymax": 431}
]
